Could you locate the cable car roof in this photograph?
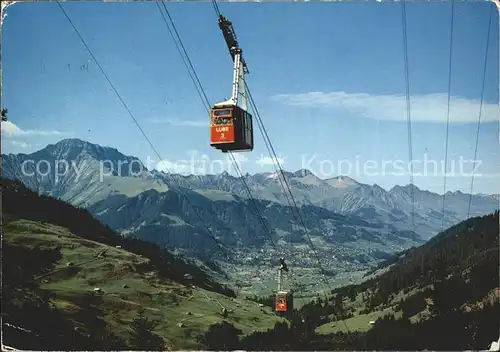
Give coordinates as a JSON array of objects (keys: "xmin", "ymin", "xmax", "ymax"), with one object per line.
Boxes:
[{"xmin": 213, "ymin": 99, "xmax": 235, "ymax": 108}]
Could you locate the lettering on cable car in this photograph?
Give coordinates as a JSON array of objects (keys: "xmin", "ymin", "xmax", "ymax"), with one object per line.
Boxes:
[{"xmin": 211, "ymin": 124, "xmax": 235, "ymax": 143}]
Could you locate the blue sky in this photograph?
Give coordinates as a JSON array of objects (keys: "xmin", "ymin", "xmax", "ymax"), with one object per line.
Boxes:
[{"xmin": 1, "ymin": 1, "xmax": 499, "ymax": 194}]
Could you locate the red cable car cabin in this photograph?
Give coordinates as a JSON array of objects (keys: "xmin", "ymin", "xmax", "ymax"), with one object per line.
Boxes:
[
  {"xmin": 275, "ymin": 291, "xmax": 288, "ymax": 312},
  {"xmin": 210, "ymin": 104, "xmax": 253, "ymax": 152}
]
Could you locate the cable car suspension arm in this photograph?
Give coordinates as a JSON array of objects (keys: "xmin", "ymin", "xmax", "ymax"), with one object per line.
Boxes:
[
  {"xmin": 277, "ymin": 257, "xmax": 289, "ymax": 292},
  {"xmin": 217, "ymin": 15, "xmax": 248, "ymax": 111},
  {"xmin": 218, "ymin": 15, "xmax": 248, "ymax": 73},
  {"xmin": 229, "ymin": 50, "xmax": 247, "ymax": 110}
]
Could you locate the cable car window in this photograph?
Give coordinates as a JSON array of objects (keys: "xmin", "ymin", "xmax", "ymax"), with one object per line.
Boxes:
[
  {"xmin": 213, "ymin": 109, "xmax": 231, "ymax": 116},
  {"xmin": 245, "ymin": 112, "xmax": 252, "ymax": 144},
  {"xmin": 213, "ymin": 116, "xmax": 231, "ymax": 125}
]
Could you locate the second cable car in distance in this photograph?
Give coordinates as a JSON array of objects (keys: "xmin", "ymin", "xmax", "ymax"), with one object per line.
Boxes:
[
  {"xmin": 275, "ymin": 258, "xmax": 294, "ymax": 313},
  {"xmin": 210, "ymin": 15, "xmax": 254, "ymax": 153}
]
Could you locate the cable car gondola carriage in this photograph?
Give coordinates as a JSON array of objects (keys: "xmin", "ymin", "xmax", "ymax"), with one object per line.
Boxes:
[
  {"xmin": 275, "ymin": 291, "xmax": 289, "ymax": 312},
  {"xmin": 210, "ymin": 100, "xmax": 253, "ymax": 153},
  {"xmin": 210, "ymin": 15, "xmax": 254, "ymax": 153}
]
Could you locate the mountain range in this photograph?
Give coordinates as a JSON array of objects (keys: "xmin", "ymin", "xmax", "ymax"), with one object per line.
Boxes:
[{"xmin": 2, "ymin": 138, "xmax": 498, "ymax": 282}]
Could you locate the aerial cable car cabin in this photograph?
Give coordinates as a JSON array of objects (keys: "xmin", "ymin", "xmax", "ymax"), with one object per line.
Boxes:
[
  {"xmin": 210, "ymin": 15, "xmax": 254, "ymax": 153},
  {"xmin": 275, "ymin": 258, "xmax": 294, "ymax": 313}
]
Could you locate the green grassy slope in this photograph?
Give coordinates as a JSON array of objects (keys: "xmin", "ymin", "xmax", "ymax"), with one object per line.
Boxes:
[{"xmin": 2, "ymin": 178, "xmax": 284, "ymax": 349}]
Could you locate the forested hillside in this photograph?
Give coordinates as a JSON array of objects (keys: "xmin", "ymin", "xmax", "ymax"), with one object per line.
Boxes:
[{"xmin": 200, "ymin": 211, "xmax": 499, "ymax": 350}]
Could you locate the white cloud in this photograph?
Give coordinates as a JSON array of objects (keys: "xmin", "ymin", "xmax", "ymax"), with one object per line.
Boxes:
[
  {"xmin": 1, "ymin": 120, "xmax": 64, "ymax": 137},
  {"xmin": 156, "ymin": 159, "xmax": 194, "ymax": 174},
  {"xmin": 146, "ymin": 117, "xmax": 206, "ymax": 127},
  {"xmin": 272, "ymin": 92, "xmax": 499, "ymax": 124},
  {"xmin": 1, "ymin": 1, "xmax": 18, "ymax": 26},
  {"xmin": 11, "ymin": 140, "xmax": 31, "ymax": 149},
  {"xmin": 226, "ymin": 152, "xmax": 251, "ymax": 174},
  {"xmin": 256, "ymin": 154, "xmax": 286, "ymax": 167},
  {"xmin": 155, "ymin": 150, "xmax": 206, "ymax": 174},
  {"xmin": 154, "ymin": 149, "xmax": 251, "ymax": 176},
  {"xmin": 411, "ymin": 173, "xmax": 500, "ymax": 178},
  {"xmin": 472, "ymin": 173, "xmax": 500, "ymax": 179},
  {"xmin": 229, "ymin": 152, "xmax": 249, "ymax": 164}
]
